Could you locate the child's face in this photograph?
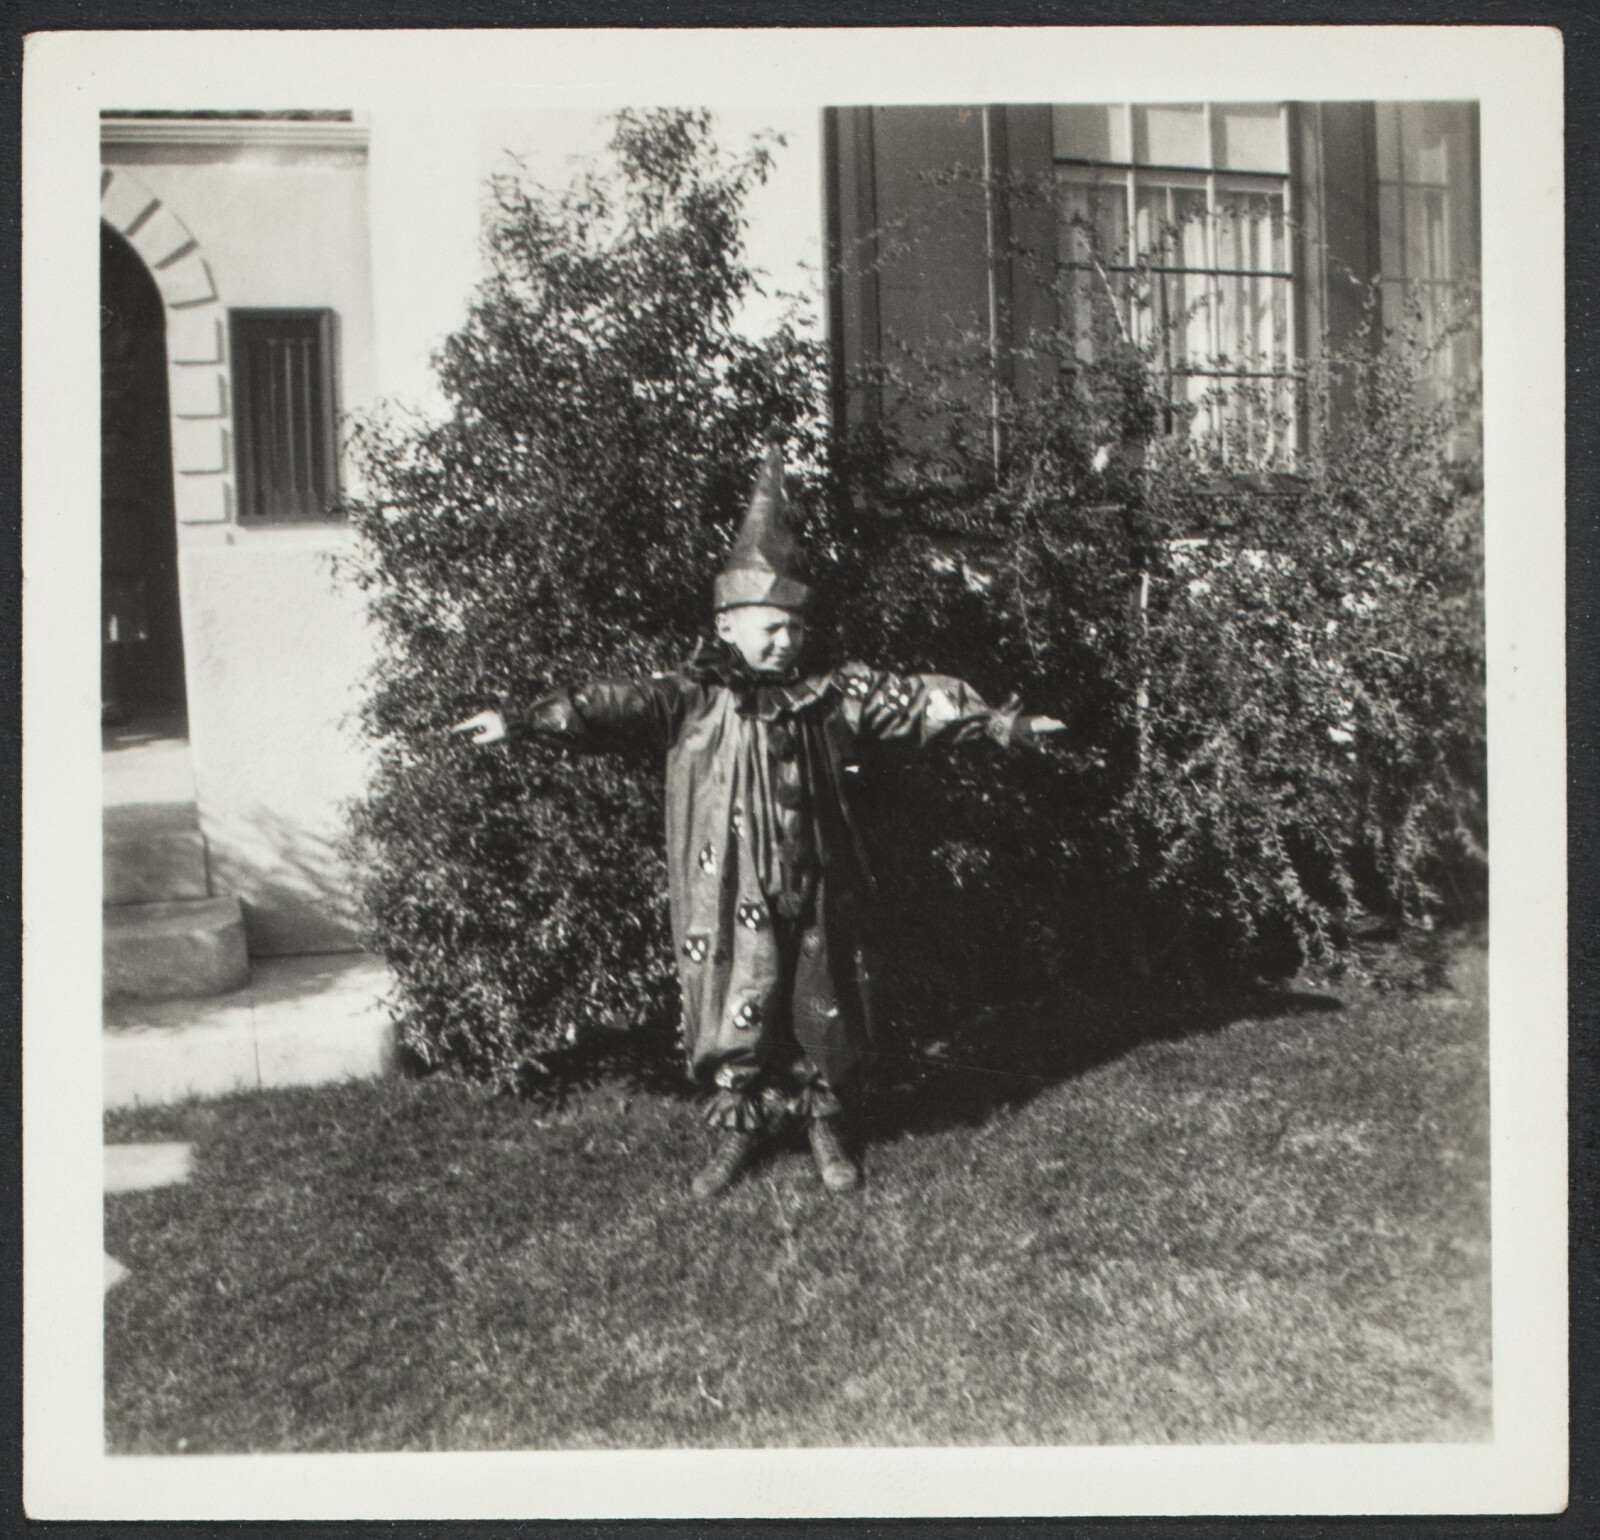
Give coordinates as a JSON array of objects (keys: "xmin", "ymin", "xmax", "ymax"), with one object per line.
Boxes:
[{"xmin": 715, "ymin": 604, "xmax": 808, "ymax": 673}]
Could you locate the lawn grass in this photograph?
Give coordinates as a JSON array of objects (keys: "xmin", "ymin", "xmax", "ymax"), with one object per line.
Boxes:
[{"xmin": 105, "ymin": 934, "xmax": 1490, "ymax": 1452}]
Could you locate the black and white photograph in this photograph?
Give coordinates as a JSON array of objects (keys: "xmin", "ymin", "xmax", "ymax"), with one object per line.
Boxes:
[{"xmin": 22, "ymin": 24, "xmax": 1566, "ymax": 1521}]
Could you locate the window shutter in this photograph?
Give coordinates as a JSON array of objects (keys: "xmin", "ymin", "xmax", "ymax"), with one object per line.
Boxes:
[{"xmin": 230, "ymin": 309, "xmax": 340, "ymax": 522}]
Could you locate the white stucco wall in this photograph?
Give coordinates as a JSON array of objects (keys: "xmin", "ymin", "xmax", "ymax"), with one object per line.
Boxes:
[
  {"xmin": 103, "ymin": 121, "xmax": 378, "ymax": 954},
  {"xmin": 177, "ymin": 529, "xmax": 371, "ymax": 954}
]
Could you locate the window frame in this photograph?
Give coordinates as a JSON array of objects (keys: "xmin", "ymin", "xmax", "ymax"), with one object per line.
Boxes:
[
  {"xmin": 1053, "ymin": 102, "xmax": 1299, "ymax": 469},
  {"xmin": 229, "ymin": 307, "xmax": 342, "ymax": 525}
]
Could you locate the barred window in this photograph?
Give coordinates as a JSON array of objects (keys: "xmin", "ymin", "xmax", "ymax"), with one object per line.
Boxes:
[
  {"xmin": 230, "ymin": 309, "xmax": 340, "ymax": 522},
  {"xmin": 1053, "ymin": 103, "xmax": 1296, "ymax": 469}
]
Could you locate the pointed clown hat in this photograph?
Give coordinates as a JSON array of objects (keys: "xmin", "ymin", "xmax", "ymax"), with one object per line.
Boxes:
[{"xmin": 714, "ymin": 440, "xmax": 812, "ymax": 612}]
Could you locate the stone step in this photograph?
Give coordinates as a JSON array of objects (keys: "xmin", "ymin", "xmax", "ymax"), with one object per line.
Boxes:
[
  {"xmin": 104, "ymin": 895, "xmax": 250, "ymax": 1003},
  {"xmin": 104, "ymin": 802, "xmax": 208, "ymax": 905}
]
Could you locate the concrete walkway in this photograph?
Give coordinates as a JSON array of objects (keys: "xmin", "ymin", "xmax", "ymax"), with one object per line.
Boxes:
[
  {"xmin": 105, "ymin": 1141, "xmax": 194, "ymax": 1192},
  {"xmin": 104, "ymin": 951, "xmax": 395, "ymax": 1109},
  {"xmin": 105, "ymin": 1140, "xmax": 197, "ymax": 1289}
]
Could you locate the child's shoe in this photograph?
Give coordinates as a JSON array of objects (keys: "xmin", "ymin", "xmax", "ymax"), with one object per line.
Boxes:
[
  {"xmin": 806, "ymin": 1115, "xmax": 860, "ymax": 1193},
  {"xmin": 691, "ymin": 1128, "xmax": 760, "ymax": 1201}
]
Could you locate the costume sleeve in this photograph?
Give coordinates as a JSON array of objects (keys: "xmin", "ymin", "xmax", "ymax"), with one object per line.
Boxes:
[
  {"xmin": 510, "ymin": 674, "xmax": 690, "ymax": 755},
  {"xmin": 832, "ymin": 662, "xmax": 1036, "ymax": 751}
]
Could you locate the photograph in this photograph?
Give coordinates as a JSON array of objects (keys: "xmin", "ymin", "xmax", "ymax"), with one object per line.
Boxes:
[{"xmin": 22, "ymin": 24, "xmax": 1566, "ymax": 1522}]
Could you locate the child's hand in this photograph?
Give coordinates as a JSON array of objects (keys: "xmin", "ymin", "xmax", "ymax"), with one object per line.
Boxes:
[
  {"xmin": 450, "ymin": 710, "xmax": 507, "ymax": 745},
  {"xmin": 1022, "ymin": 715, "xmax": 1066, "ymax": 740}
]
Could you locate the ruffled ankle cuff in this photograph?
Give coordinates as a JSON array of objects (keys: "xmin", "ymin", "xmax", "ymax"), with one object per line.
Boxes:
[
  {"xmin": 789, "ymin": 1081, "xmax": 843, "ymax": 1123},
  {"xmin": 704, "ymin": 1083, "xmax": 790, "ymax": 1132}
]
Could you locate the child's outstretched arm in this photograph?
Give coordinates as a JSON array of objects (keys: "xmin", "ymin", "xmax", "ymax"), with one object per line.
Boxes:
[
  {"xmin": 452, "ymin": 675, "xmax": 690, "ymax": 756},
  {"xmin": 833, "ymin": 663, "xmax": 1064, "ymax": 751}
]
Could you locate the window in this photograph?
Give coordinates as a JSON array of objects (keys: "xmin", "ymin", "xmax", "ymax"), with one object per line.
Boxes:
[
  {"xmin": 1053, "ymin": 103, "xmax": 1296, "ymax": 469},
  {"xmin": 230, "ymin": 309, "xmax": 340, "ymax": 522},
  {"xmin": 1375, "ymin": 102, "xmax": 1479, "ymax": 414}
]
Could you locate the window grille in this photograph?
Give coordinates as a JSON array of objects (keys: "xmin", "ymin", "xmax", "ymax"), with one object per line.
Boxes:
[
  {"xmin": 230, "ymin": 309, "xmax": 340, "ymax": 522},
  {"xmin": 1052, "ymin": 103, "xmax": 1297, "ymax": 470}
]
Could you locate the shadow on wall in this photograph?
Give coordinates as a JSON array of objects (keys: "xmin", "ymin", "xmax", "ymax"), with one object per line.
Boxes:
[{"xmin": 206, "ymin": 801, "xmax": 365, "ymax": 958}]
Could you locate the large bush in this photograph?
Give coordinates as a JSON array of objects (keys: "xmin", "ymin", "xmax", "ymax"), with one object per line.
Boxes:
[
  {"xmin": 828, "ymin": 209, "xmax": 1484, "ymax": 1030},
  {"xmin": 347, "ymin": 111, "xmax": 828, "ymax": 1087}
]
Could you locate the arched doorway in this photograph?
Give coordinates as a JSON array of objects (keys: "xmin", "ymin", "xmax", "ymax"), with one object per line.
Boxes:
[{"xmin": 101, "ymin": 220, "xmax": 187, "ymax": 723}]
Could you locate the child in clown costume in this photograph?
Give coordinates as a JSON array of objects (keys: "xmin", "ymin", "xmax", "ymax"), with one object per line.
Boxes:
[{"xmin": 454, "ymin": 443, "xmax": 1063, "ymax": 1200}]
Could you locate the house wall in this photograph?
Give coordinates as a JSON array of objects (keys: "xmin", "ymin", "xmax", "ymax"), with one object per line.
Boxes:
[
  {"xmin": 827, "ymin": 106, "xmax": 1006, "ymax": 448},
  {"xmin": 826, "ymin": 104, "xmax": 1066, "ymax": 463},
  {"xmin": 871, "ymin": 108, "xmax": 990, "ymax": 389},
  {"xmin": 101, "ymin": 120, "xmax": 378, "ymax": 955}
]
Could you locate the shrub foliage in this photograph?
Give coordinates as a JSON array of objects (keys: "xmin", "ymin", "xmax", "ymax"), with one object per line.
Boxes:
[
  {"xmin": 349, "ymin": 112, "xmax": 1484, "ymax": 1086},
  {"xmin": 347, "ymin": 111, "xmax": 828, "ymax": 1085},
  {"xmin": 831, "ymin": 187, "xmax": 1484, "ymax": 1029}
]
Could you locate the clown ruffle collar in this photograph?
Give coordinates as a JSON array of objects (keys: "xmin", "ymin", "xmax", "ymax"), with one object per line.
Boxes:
[{"xmin": 684, "ymin": 635, "xmax": 834, "ymax": 721}]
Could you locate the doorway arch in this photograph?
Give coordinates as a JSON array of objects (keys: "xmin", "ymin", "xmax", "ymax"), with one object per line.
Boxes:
[{"xmin": 101, "ymin": 220, "xmax": 186, "ymax": 720}]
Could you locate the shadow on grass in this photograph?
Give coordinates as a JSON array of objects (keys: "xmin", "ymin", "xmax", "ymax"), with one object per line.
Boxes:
[
  {"xmin": 507, "ymin": 970, "xmax": 1349, "ymax": 1152},
  {"xmin": 857, "ymin": 980, "xmax": 1345, "ymax": 1146}
]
